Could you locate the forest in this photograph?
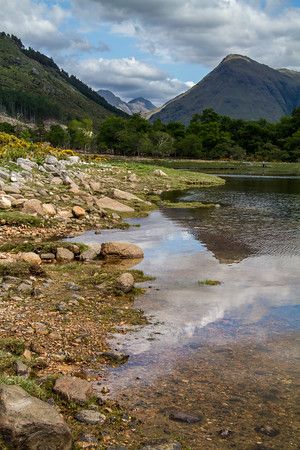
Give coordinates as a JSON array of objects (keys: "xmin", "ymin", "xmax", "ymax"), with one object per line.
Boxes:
[{"xmin": 1, "ymin": 107, "xmax": 299, "ymax": 161}]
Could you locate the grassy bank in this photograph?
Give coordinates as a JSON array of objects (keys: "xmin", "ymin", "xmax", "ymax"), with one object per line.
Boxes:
[{"xmin": 124, "ymin": 158, "xmax": 300, "ymax": 176}]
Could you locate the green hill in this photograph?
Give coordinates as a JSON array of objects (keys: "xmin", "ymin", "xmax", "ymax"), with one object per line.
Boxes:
[{"xmin": 0, "ymin": 33, "xmax": 127, "ymax": 126}]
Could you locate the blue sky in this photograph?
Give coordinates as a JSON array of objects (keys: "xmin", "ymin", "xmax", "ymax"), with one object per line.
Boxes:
[{"xmin": 1, "ymin": 0, "xmax": 300, "ymax": 105}]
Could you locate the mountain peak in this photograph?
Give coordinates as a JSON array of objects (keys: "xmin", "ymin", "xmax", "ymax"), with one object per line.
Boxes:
[{"xmin": 221, "ymin": 54, "xmax": 252, "ymax": 64}]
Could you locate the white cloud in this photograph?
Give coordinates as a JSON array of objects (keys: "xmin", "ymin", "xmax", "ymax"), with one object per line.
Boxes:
[
  {"xmin": 66, "ymin": 57, "xmax": 194, "ymax": 103},
  {"xmin": 72, "ymin": 0, "xmax": 300, "ymax": 69}
]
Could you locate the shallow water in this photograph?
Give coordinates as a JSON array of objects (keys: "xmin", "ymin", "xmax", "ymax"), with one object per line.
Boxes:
[{"xmin": 70, "ymin": 176, "xmax": 300, "ymax": 448}]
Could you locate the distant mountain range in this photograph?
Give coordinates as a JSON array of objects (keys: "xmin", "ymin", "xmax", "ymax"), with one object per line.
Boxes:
[
  {"xmin": 98, "ymin": 90, "xmax": 156, "ymax": 115},
  {"xmin": 0, "ymin": 32, "xmax": 126, "ymax": 125},
  {"xmin": 150, "ymin": 54, "xmax": 300, "ymax": 124}
]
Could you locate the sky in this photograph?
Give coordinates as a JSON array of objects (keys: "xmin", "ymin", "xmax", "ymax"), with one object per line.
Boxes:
[{"xmin": 1, "ymin": 0, "xmax": 300, "ymax": 105}]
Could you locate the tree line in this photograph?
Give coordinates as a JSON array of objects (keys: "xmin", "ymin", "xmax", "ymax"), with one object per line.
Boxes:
[{"xmin": 0, "ymin": 107, "xmax": 299, "ymax": 161}]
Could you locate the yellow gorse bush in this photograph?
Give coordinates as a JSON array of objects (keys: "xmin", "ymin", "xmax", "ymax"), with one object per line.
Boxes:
[{"xmin": 0, "ymin": 132, "xmax": 77, "ymax": 161}]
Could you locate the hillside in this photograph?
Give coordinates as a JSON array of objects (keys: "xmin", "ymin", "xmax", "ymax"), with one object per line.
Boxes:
[
  {"xmin": 150, "ymin": 54, "xmax": 300, "ymax": 124},
  {"xmin": 128, "ymin": 97, "xmax": 156, "ymax": 114},
  {"xmin": 0, "ymin": 33, "xmax": 126, "ymax": 126},
  {"xmin": 98, "ymin": 89, "xmax": 132, "ymax": 115}
]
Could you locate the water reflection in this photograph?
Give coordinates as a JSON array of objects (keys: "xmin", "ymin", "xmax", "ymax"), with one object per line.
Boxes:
[{"xmin": 70, "ymin": 176, "xmax": 300, "ymax": 389}]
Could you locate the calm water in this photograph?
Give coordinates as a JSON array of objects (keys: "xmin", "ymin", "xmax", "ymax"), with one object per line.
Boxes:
[{"xmin": 68, "ymin": 176, "xmax": 300, "ymax": 449}]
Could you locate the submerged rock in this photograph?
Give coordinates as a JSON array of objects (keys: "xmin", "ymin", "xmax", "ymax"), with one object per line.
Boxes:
[{"xmin": 0, "ymin": 384, "xmax": 72, "ymax": 449}]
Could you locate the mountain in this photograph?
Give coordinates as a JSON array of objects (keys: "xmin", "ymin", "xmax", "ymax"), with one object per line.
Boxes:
[
  {"xmin": 127, "ymin": 97, "xmax": 156, "ymax": 114},
  {"xmin": 0, "ymin": 32, "xmax": 126, "ymax": 126},
  {"xmin": 97, "ymin": 89, "xmax": 132, "ymax": 115},
  {"xmin": 98, "ymin": 90, "xmax": 156, "ymax": 115},
  {"xmin": 150, "ymin": 54, "xmax": 300, "ymax": 124}
]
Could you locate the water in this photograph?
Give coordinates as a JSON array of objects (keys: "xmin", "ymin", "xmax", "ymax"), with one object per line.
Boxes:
[{"xmin": 69, "ymin": 176, "xmax": 300, "ymax": 448}]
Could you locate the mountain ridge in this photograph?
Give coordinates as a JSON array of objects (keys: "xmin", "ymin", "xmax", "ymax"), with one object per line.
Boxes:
[
  {"xmin": 150, "ymin": 54, "xmax": 300, "ymax": 124},
  {"xmin": 98, "ymin": 90, "xmax": 156, "ymax": 115}
]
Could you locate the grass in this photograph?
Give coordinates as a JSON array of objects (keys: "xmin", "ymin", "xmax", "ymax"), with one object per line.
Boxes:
[
  {"xmin": 0, "ymin": 261, "xmax": 46, "ymax": 278},
  {"xmin": 0, "ymin": 338, "xmax": 25, "ymax": 355},
  {"xmin": 0, "ymin": 240, "xmax": 88, "ymax": 254},
  {"xmin": 198, "ymin": 279, "xmax": 221, "ymax": 286},
  {"xmin": 133, "ymin": 158, "xmax": 300, "ymax": 176},
  {"xmin": 0, "ymin": 211, "xmax": 44, "ymax": 227},
  {"xmin": 0, "ymin": 375, "xmax": 47, "ymax": 400},
  {"xmin": 161, "ymin": 200, "xmax": 217, "ymax": 209}
]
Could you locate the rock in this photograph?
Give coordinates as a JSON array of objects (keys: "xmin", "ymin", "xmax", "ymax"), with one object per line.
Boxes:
[
  {"xmin": 80, "ymin": 247, "xmax": 100, "ymax": 261},
  {"xmin": 0, "ymin": 384, "xmax": 72, "ymax": 449},
  {"xmin": 51, "ymin": 176, "xmax": 63, "ymax": 185},
  {"xmin": 116, "ymin": 273, "xmax": 135, "ymax": 293},
  {"xmin": 56, "ymin": 302, "xmax": 68, "ymax": 313},
  {"xmin": 101, "ymin": 351, "xmax": 129, "ymax": 364},
  {"xmin": 68, "ymin": 156, "xmax": 80, "ymax": 164},
  {"xmin": 255, "ymin": 425, "xmax": 279, "ymax": 437},
  {"xmin": 33, "ymin": 322, "xmax": 49, "ymax": 335},
  {"xmin": 128, "ymin": 173, "xmax": 138, "ymax": 182},
  {"xmin": 153, "ymin": 169, "xmax": 168, "ymax": 177},
  {"xmin": 75, "ymin": 410, "xmax": 106, "ymax": 425},
  {"xmin": 72, "ymin": 205, "xmax": 86, "ymax": 218},
  {"xmin": 14, "ymin": 361, "xmax": 30, "ymax": 378},
  {"xmin": 140, "ymin": 444, "xmax": 181, "ymax": 450},
  {"xmin": 18, "ymin": 252, "xmax": 42, "ymax": 265},
  {"xmin": 43, "ymin": 203, "xmax": 56, "ymax": 217},
  {"xmin": 54, "ymin": 376, "xmax": 93, "ymax": 404},
  {"xmin": 45, "ymin": 155, "xmax": 58, "ymax": 165},
  {"xmin": 16, "ymin": 158, "xmax": 38, "ymax": 171},
  {"xmin": 65, "ymin": 281, "xmax": 80, "ymax": 291},
  {"xmin": 169, "ymin": 411, "xmax": 202, "ymax": 424},
  {"xmin": 0, "ymin": 169, "xmax": 10, "ymax": 182},
  {"xmin": 41, "ymin": 253, "xmax": 56, "ymax": 262},
  {"xmin": 22, "ymin": 199, "xmax": 44, "ymax": 216},
  {"xmin": 56, "ymin": 247, "xmax": 74, "ymax": 262},
  {"xmin": 101, "ymin": 242, "xmax": 144, "ymax": 260},
  {"xmin": 77, "ymin": 433, "xmax": 98, "ymax": 448},
  {"xmin": 56, "ymin": 210, "xmax": 73, "ymax": 221},
  {"xmin": 95, "ymin": 197, "xmax": 134, "ymax": 213},
  {"xmin": 3, "ymin": 184, "xmax": 20, "ymax": 194},
  {"xmin": 18, "ymin": 282, "xmax": 33, "ymax": 295},
  {"xmin": 89, "ymin": 181, "xmax": 101, "ymax": 192},
  {"xmin": 0, "ymin": 196, "xmax": 11, "ymax": 209},
  {"xmin": 112, "ymin": 189, "xmax": 145, "ymax": 203}
]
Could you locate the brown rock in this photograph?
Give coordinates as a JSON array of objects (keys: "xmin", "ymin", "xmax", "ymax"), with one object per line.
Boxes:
[
  {"xmin": 54, "ymin": 376, "xmax": 93, "ymax": 404},
  {"xmin": 72, "ymin": 206, "xmax": 86, "ymax": 218},
  {"xmin": 0, "ymin": 384, "xmax": 72, "ymax": 449},
  {"xmin": 116, "ymin": 273, "xmax": 135, "ymax": 293},
  {"xmin": 100, "ymin": 242, "xmax": 144, "ymax": 260},
  {"xmin": 43, "ymin": 203, "xmax": 56, "ymax": 216},
  {"xmin": 95, "ymin": 197, "xmax": 134, "ymax": 213},
  {"xmin": 22, "ymin": 199, "xmax": 44, "ymax": 216},
  {"xmin": 56, "ymin": 247, "xmax": 74, "ymax": 262},
  {"xmin": 18, "ymin": 252, "xmax": 42, "ymax": 265}
]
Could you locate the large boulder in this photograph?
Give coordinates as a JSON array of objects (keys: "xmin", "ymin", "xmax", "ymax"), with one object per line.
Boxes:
[
  {"xmin": 56, "ymin": 247, "xmax": 74, "ymax": 262},
  {"xmin": 42, "ymin": 203, "xmax": 56, "ymax": 217},
  {"xmin": 54, "ymin": 376, "xmax": 93, "ymax": 404},
  {"xmin": 95, "ymin": 197, "xmax": 134, "ymax": 213},
  {"xmin": 112, "ymin": 189, "xmax": 145, "ymax": 203},
  {"xmin": 0, "ymin": 384, "xmax": 72, "ymax": 449},
  {"xmin": 116, "ymin": 273, "xmax": 135, "ymax": 293},
  {"xmin": 18, "ymin": 252, "xmax": 42, "ymax": 265},
  {"xmin": 72, "ymin": 206, "xmax": 85, "ymax": 218},
  {"xmin": 0, "ymin": 196, "xmax": 11, "ymax": 209},
  {"xmin": 101, "ymin": 242, "xmax": 144, "ymax": 260},
  {"xmin": 22, "ymin": 199, "xmax": 44, "ymax": 216}
]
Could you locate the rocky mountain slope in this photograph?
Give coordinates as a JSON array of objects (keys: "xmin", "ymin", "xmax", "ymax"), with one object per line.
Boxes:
[
  {"xmin": 0, "ymin": 33, "xmax": 126, "ymax": 126},
  {"xmin": 150, "ymin": 54, "xmax": 300, "ymax": 124},
  {"xmin": 98, "ymin": 90, "xmax": 156, "ymax": 115}
]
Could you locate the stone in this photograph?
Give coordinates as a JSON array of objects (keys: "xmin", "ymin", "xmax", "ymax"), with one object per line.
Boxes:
[
  {"xmin": 56, "ymin": 247, "xmax": 74, "ymax": 262},
  {"xmin": 56, "ymin": 210, "xmax": 73, "ymax": 221},
  {"xmin": 153, "ymin": 169, "xmax": 168, "ymax": 177},
  {"xmin": 72, "ymin": 205, "xmax": 86, "ymax": 218},
  {"xmin": 17, "ymin": 282, "xmax": 33, "ymax": 294},
  {"xmin": 18, "ymin": 252, "xmax": 42, "ymax": 265},
  {"xmin": 140, "ymin": 444, "xmax": 181, "ymax": 450},
  {"xmin": 14, "ymin": 361, "xmax": 30, "ymax": 378},
  {"xmin": 41, "ymin": 253, "xmax": 56, "ymax": 261},
  {"xmin": 54, "ymin": 376, "xmax": 93, "ymax": 404},
  {"xmin": 101, "ymin": 242, "xmax": 144, "ymax": 260},
  {"xmin": 0, "ymin": 195, "xmax": 11, "ymax": 209},
  {"xmin": 89, "ymin": 181, "xmax": 101, "ymax": 192},
  {"xmin": 22, "ymin": 199, "xmax": 44, "ymax": 216},
  {"xmin": 43, "ymin": 203, "xmax": 56, "ymax": 216},
  {"xmin": 80, "ymin": 247, "xmax": 100, "ymax": 261},
  {"xmin": 95, "ymin": 197, "xmax": 134, "ymax": 213},
  {"xmin": 3, "ymin": 184, "xmax": 20, "ymax": 194},
  {"xmin": 101, "ymin": 351, "xmax": 129, "ymax": 364},
  {"xmin": 112, "ymin": 189, "xmax": 145, "ymax": 203},
  {"xmin": 56, "ymin": 302, "xmax": 68, "ymax": 313},
  {"xmin": 169, "ymin": 411, "xmax": 202, "ymax": 424},
  {"xmin": 128, "ymin": 173, "xmax": 138, "ymax": 182},
  {"xmin": 16, "ymin": 158, "xmax": 38, "ymax": 171},
  {"xmin": 77, "ymin": 433, "xmax": 98, "ymax": 448},
  {"xmin": 67, "ymin": 156, "xmax": 80, "ymax": 164},
  {"xmin": 116, "ymin": 273, "xmax": 135, "ymax": 293},
  {"xmin": 45, "ymin": 155, "xmax": 58, "ymax": 165},
  {"xmin": 255, "ymin": 425, "xmax": 279, "ymax": 437},
  {"xmin": 51, "ymin": 177, "xmax": 63, "ymax": 185},
  {"xmin": 0, "ymin": 384, "xmax": 72, "ymax": 449},
  {"xmin": 75, "ymin": 410, "xmax": 106, "ymax": 425}
]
